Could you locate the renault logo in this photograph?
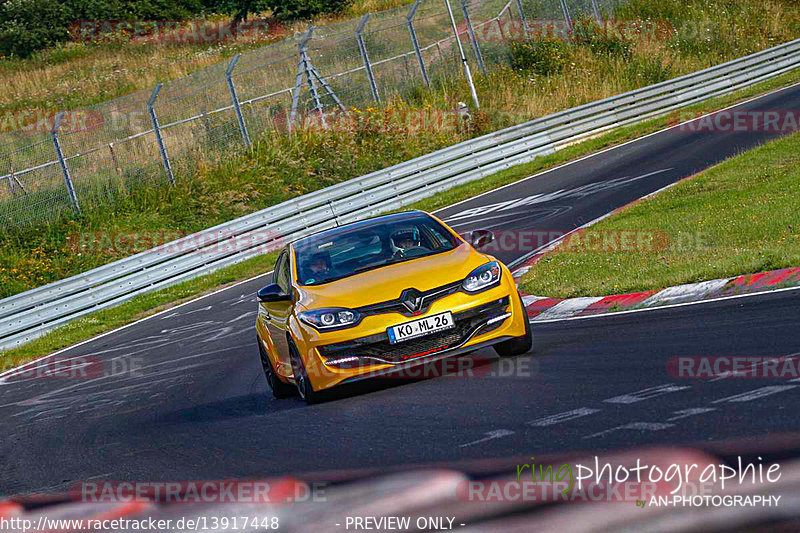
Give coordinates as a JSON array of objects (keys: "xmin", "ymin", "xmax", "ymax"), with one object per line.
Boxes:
[{"xmin": 400, "ymin": 288, "xmax": 423, "ymax": 313}]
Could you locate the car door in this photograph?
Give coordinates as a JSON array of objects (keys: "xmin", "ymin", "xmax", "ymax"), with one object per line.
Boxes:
[{"xmin": 262, "ymin": 250, "xmax": 294, "ymax": 379}]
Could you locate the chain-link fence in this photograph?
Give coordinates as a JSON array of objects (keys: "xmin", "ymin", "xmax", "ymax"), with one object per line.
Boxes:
[{"xmin": 0, "ymin": 0, "xmax": 613, "ymax": 228}]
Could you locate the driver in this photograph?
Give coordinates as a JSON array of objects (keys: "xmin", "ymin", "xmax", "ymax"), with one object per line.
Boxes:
[
  {"xmin": 306, "ymin": 252, "xmax": 331, "ymax": 278},
  {"xmin": 390, "ymin": 227, "xmax": 422, "ymax": 257}
]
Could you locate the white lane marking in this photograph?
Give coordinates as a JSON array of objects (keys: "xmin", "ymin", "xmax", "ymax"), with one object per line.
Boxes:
[
  {"xmin": 184, "ymin": 305, "xmax": 213, "ymax": 316},
  {"xmin": 459, "ymin": 429, "xmax": 515, "ymax": 448},
  {"xmin": 0, "ymin": 272, "xmax": 273, "ymax": 379},
  {"xmin": 447, "ymin": 169, "xmax": 674, "ymax": 223},
  {"xmin": 604, "ymin": 383, "xmax": 691, "ymax": 404},
  {"xmin": 437, "ymin": 78, "xmax": 800, "ymax": 214},
  {"xmin": 227, "ymin": 311, "xmax": 258, "ymax": 324},
  {"xmin": 712, "ymin": 385, "xmax": 798, "ymax": 404},
  {"xmin": 526, "ymin": 407, "xmax": 600, "ymax": 427},
  {"xmin": 507, "ymin": 170, "xmax": 686, "ymax": 270},
  {"xmin": 527, "ymin": 285, "xmax": 800, "ymax": 323},
  {"xmin": 666, "ymin": 408, "xmax": 717, "ymax": 421},
  {"xmin": 536, "ymin": 297, "xmax": 604, "ymax": 320},
  {"xmin": 584, "ymin": 422, "xmax": 675, "ymax": 439},
  {"xmin": 640, "ymin": 279, "xmax": 732, "ymax": 307}
]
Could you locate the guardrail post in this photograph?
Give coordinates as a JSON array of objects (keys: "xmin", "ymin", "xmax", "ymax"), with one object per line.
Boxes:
[
  {"xmin": 226, "ymin": 53, "xmax": 252, "ymax": 147},
  {"xmin": 147, "ymin": 84, "xmax": 175, "ymax": 185},
  {"xmin": 51, "ymin": 112, "xmax": 81, "ymax": 215},
  {"xmin": 444, "ymin": 0, "xmax": 480, "ymax": 109},
  {"xmin": 407, "ymin": 0, "xmax": 430, "ymax": 87},
  {"xmin": 558, "ymin": 0, "xmax": 573, "ymax": 32},
  {"xmin": 514, "ymin": 0, "xmax": 530, "ymax": 39},
  {"xmin": 356, "ymin": 15, "xmax": 381, "ymax": 104},
  {"xmin": 461, "ymin": 0, "xmax": 486, "ymax": 74}
]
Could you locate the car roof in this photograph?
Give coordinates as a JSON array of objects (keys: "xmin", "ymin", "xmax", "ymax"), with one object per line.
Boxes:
[{"xmin": 289, "ymin": 211, "xmax": 432, "ymax": 248}]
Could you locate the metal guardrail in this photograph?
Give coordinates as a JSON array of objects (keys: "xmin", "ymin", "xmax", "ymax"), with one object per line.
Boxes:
[{"xmin": 1, "ymin": 38, "xmax": 799, "ymax": 351}]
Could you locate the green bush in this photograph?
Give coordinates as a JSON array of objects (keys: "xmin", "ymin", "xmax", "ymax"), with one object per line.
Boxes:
[
  {"xmin": 0, "ymin": 0, "xmax": 71, "ymax": 58},
  {"xmin": 263, "ymin": 0, "xmax": 350, "ymax": 20},
  {"xmin": 510, "ymin": 39, "xmax": 572, "ymax": 76},
  {"xmin": 0, "ymin": 0, "xmax": 207, "ymax": 59}
]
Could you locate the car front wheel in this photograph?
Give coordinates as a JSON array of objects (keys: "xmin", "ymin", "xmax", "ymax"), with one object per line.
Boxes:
[
  {"xmin": 258, "ymin": 338, "xmax": 296, "ymax": 399},
  {"xmin": 288, "ymin": 339, "xmax": 325, "ymax": 404},
  {"xmin": 493, "ymin": 293, "xmax": 533, "ymax": 357}
]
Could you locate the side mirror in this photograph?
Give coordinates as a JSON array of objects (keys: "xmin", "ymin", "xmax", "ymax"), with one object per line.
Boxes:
[
  {"xmin": 467, "ymin": 229, "xmax": 495, "ymax": 249},
  {"xmin": 257, "ymin": 284, "xmax": 290, "ymax": 303}
]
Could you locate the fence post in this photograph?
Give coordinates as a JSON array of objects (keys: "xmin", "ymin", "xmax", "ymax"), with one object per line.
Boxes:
[
  {"xmin": 356, "ymin": 15, "xmax": 381, "ymax": 104},
  {"xmin": 558, "ymin": 0, "xmax": 573, "ymax": 31},
  {"xmin": 108, "ymin": 143, "xmax": 121, "ymax": 176},
  {"xmin": 514, "ymin": 0, "xmax": 530, "ymax": 39},
  {"xmin": 51, "ymin": 112, "xmax": 81, "ymax": 215},
  {"xmin": 298, "ymin": 26, "xmax": 328, "ymax": 129},
  {"xmin": 406, "ymin": 0, "xmax": 430, "ymax": 87},
  {"xmin": 147, "ymin": 84, "xmax": 175, "ymax": 185},
  {"xmin": 8, "ymin": 161, "xmax": 15, "ymax": 195},
  {"xmin": 226, "ymin": 53, "xmax": 252, "ymax": 147},
  {"xmin": 460, "ymin": 0, "xmax": 486, "ymax": 74},
  {"xmin": 289, "ymin": 33, "xmax": 308, "ymax": 133},
  {"xmin": 444, "ymin": 0, "xmax": 480, "ymax": 109},
  {"xmin": 591, "ymin": 0, "xmax": 602, "ymax": 22}
]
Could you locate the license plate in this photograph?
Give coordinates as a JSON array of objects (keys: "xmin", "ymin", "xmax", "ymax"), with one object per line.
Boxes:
[{"xmin": 387, "ymin": 311, "xmax": 455, "ymax": 344}]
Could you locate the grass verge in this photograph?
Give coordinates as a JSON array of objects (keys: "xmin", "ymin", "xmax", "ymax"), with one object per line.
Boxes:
[
  {"xmin": 518, "ymin": 130, "xmax": 800, "ymax": 299},
  {"xmin": 2, "ymin": 70, "xmax": 800, "ymax": 369}
]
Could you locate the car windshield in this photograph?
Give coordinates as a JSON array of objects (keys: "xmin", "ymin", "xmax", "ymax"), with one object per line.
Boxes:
[{"xmin": 293, "ymin": 213, "xmax": 460, "ymax": 286}]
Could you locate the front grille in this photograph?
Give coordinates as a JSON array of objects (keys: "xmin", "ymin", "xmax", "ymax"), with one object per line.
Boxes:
[
  {"xmin": 356, "ymin": 281, "xmax": 462, "ymax": 317},
  {"xmin": 319, "ymin": 297, "xmax": 509, "ymax": 368}
]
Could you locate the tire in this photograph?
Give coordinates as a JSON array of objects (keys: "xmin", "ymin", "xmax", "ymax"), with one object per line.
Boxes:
[
  {"xmin": 493, "ymin": 293, "xmax": 533, "ymax": 357},
  {"xmin": 288, "ymin": 338, "xmax": 325, "ymax": 405},
  {"xmin": 258, "ymin": 338, "xmax": 296, "ymax": 399}
]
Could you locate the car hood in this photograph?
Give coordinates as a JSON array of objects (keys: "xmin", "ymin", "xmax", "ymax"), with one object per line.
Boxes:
[{"xmin": 297, "ymin": 243, "xmax": 490, "ymax": 309}]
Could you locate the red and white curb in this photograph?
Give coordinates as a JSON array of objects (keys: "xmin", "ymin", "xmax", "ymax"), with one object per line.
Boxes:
[{"xmin": 515, "ymin": 267, "xmax": 800, "ymax": 321}]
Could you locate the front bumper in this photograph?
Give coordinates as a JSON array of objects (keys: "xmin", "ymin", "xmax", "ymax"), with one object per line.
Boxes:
[{"xmin": 295, "ymin": 279, "xmax": 527, "ymax": 391}]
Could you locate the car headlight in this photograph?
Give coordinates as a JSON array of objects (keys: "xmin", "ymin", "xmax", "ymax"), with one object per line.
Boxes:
[
  {"xmin": 299, "ymin": 308, "xmax": 363, "ymax": 330},
  {"xmin": 463, "ymin": 261, "xmax": 502, "ymax": 293}
]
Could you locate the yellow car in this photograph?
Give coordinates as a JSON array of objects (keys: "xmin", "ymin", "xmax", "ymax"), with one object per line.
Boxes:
[{"xmin": 255, "ymin": 210, "xmax": 532, "ymax": 403}]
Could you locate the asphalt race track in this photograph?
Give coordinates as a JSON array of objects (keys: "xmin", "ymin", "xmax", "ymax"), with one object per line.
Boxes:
[{"xmin": 2, "ymin": 83, "xmax": 800, "ymax": 497}]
